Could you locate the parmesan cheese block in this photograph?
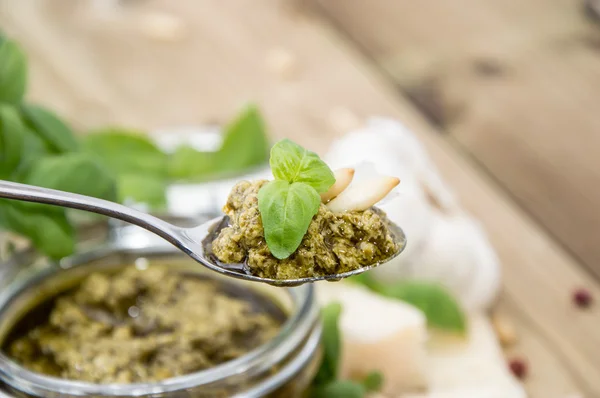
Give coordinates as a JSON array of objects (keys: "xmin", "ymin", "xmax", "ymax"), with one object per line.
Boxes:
[
  {"xmin": 403, "ymin": 315, "xmax": 527, "ymax": 398},
  {"xmin": 316, "ymin": 282, "xmax": 429, "ymax": 395}
]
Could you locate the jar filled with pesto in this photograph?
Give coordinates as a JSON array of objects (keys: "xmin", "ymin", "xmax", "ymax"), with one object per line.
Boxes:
[{"xmin": 0, "ymin": 216, "xmax": 321, "ymax": 397}]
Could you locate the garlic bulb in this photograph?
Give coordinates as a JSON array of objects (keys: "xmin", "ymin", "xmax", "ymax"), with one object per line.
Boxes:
[
  {"xmin": 325, "ymin": 118, "xmax": 501, "ymax": 312},
  {"xmin": 373, "ymin": 212, "xmax": 501, "ymax": 313}
]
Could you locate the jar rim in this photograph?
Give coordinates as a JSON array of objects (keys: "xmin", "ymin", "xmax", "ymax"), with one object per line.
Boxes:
[{"xmin": 0, "ymin": 242, "xmax": 318, "ymax": 396}]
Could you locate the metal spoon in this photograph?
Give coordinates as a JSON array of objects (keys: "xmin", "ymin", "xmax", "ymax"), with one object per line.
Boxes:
[{"xmin": 0, "ymin": 180, "xmax": 406, "ymax": 286}]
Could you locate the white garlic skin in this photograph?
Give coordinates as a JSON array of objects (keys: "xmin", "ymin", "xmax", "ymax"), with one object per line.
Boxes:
[
  {"xmin": 373, "ymin": 213, "xmax": 501, "ymax": 313},
  {"xmin": 325, "ymin": 118, "xmax": 501, "ymax": 312}
]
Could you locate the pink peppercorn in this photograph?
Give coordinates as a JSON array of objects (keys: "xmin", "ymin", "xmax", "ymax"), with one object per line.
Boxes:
[
  {"xmin": 573, "ymin": 288, "xmax": 593, "ymax": 308},
  {"xmin": 509, "ymin": 358, "xmax": 527, "ymax": 379}
]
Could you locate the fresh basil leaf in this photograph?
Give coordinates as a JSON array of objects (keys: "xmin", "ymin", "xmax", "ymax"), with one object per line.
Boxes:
[
  {"xmin": 0, "ymin": 38, "xmax": 27, "ymax": 104},
  {"xmin": 82, "ymin": 129, "xmax": 168, "ymax": 177},
  {"xmin": 378, "ymin": 281, "xmax": 466, "ymax": 333},
  {"xmin": 0, "ymin": 200, "xmax": 74, "ymax": 259},
  {"xmin": 257, "ymin": 180, "xmax": 320, "ymax": 259},
  {"xmin": 312, "ymin": 380, "xmax": 366, "ymax": 398},
  {"xmin": 118, "ymin": 173, "xmax": 167, "ymax": 209},
  {"xmin": 167, "ymin": 145, "xmax": 219, "ymax": 180},
  {"xmin": 24, "ymin": 153, "xmax": 117, "ymax": 202},
  {"xmin": 0, "ymin": 105, "xmax": 25, "ymax": 179},
  {"xmin": 217, "ymin": 104, "xmax": 270, "ymax": 173},
  {"xmin": 362, "ymin": 371, "xmax": 384, "ymax": 392},
  {"xmin": 313, "ymin": 302, "xmax": 342, "ymax": 386},
  {"xmin": 269, "ymin": 138, "xmax": 335, "ymax": 193},
  {"xmin": 20, "ymin": 104, "xmax": 78, "ymax": 153}
]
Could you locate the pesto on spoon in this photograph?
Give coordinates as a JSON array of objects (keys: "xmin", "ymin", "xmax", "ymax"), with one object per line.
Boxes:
[{"xmin": 0, "ymin": 139, "xmax": 405, "ymax": 286}]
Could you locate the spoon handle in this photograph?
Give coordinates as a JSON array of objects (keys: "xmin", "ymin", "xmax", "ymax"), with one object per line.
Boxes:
[{"xmin": 0, "ymin": 180, "xmax": 180, "ymax": 242}]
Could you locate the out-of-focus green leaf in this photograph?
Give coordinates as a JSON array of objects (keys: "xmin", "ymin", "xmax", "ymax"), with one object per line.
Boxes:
[
  {"xmin": 20, "ymin": 104, "xmax": 78, "ymax": 153},
  {"xmin": 347, "ymin": 272, "xmax": 382, "ymax": 290},
  {"xmin": 118, "ymin": 173, "xmax": 167, "ymax": 209},
  {"xmin": 0, "ymin": 105, "xmax": 25, "ymax": 178},
  {"xmin": 167, "ymin": 105, "xmax": 270, "ymax": 181},
  {"xmin": 0, "ymin": 38, "xmax": 27, "ymax": 104},
  {"xmin": 379, "ymin": 281, "xmax": 466, "ymax": 333},
  {"xmin": 313, "ymin": 302, "xmax": 342, "ymax": 387},
  {"xmin": 350, "ymin": 274, "xmax": 466, "ymax": 333},
  {"xmin": 24, "ymin": 153, "xmax": 117, "ymax": 202},
  {"xmin": 216, "ymin": 104, "xmax": 270, "ymax": 173},
  {"xmin": 0, "ymin": 201, "xmax": 75, "ymax": 259},
  {"xmin": 362, "ymin": 371, "xmax": 384, "ymax": 392},
  {"xmin": 9, "ymin": 128, "xmax": 50, "ymax": 182},
  {"xmin": 167, "ymin": 145, "xmax": 219, "ymax": 180},
  {"xmin": 82, "ymin": 129, "xmax": 168, "ymax": 177},
  {"xmin": 312, "ymin": 380, "xmax": 366, "ymax": 398}
]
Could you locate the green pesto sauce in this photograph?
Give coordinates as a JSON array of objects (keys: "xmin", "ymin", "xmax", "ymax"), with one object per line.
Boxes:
[
  {"xmin": 3, "ymin": 266, "xmax": 284, "ymax": 383},
  {"xmin": 212, "ymin": 180, "xmax": 399, "ymax": 279}
]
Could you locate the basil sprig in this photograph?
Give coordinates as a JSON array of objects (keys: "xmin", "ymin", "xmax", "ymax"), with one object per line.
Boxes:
[
  {"xmin": 269, "ymin": 139, "xmax": 336, "ymax": 192},
  {"xmin": 258, "ymin": 139, "xmax": 335, "ymax": 259}
]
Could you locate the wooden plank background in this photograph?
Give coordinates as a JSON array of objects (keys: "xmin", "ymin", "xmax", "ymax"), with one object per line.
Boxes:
[
  {"xmin": 1, "ymin": 1, "xmax": 599, "ymax": 396},
  {"xmin": 313, "ymin": 0, "xmax": 600, "ymax": 280}
]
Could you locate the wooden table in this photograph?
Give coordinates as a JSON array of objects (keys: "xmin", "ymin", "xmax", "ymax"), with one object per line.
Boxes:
[{"xmin": 2, "ymin": 1, "xmax": 599, "ymax": 396}]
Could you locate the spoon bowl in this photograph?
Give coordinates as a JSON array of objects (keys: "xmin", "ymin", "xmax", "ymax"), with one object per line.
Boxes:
[
  {"xmin": 187, "ymin": 215, "xmax": 406, "ymax": 287},
  {"xmin": 0, "ymin": 180, "xmax": 405, "ymax": 286}
]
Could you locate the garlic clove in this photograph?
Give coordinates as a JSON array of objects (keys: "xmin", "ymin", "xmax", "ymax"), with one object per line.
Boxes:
[
  {"xmin": 320, "ymin": 168, "xmax": 355, "ymax": 203},
  {"xmin": 326, "ymin": 176, "xmax": 400, "ymax": 212}
]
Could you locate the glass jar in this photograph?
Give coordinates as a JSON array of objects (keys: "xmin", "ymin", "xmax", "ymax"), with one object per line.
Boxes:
[
  {"xmin": 152, "ymin": 125, "xmax": 270, "ymax": 219},
  {"xmin": 0, "ymin": 216, "xmax": 321, "ymax": 398}
]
